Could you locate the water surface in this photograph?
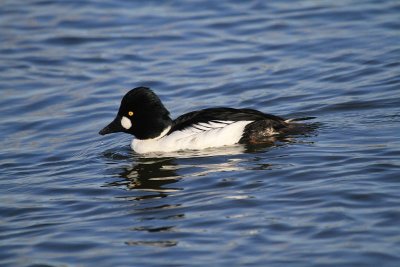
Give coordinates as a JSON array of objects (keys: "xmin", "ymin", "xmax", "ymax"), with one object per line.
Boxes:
[{"xmin": 1, "ymin": 0, "xmax": 400, "ymax": 266}]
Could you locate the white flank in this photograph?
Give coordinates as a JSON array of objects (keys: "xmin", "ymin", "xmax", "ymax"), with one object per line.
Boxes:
[
  {"xmin": 131, "ymin": 120, "xmax": 253, "ymax": 154},
  {"xmin": 121, "ymin": 116, "xmax": 132, "ymax": 129}
]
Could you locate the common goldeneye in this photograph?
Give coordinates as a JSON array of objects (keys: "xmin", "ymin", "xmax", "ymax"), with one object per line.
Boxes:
[{"xmin": 99, "ymin": 87, "xmax": 305, "ymax": 153}]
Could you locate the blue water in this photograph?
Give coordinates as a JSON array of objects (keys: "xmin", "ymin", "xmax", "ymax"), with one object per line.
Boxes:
[{"xmin": 1, "ymin": 0, "xmax": 400, "ymax": 266}]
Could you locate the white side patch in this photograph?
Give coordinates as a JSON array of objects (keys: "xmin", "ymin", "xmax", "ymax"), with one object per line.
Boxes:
[
  {"xmin": 131, "ymin": 120, "xmax": 253, "ymax": 153},
  {"xmin": 121, "ymin": 116, "xmax": 132, "ymax": 130}
]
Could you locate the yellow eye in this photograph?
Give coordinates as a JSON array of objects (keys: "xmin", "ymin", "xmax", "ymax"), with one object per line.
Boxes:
[{"xmin": 128, "ymin": 111, "xmax": 134, "ymax": 116}]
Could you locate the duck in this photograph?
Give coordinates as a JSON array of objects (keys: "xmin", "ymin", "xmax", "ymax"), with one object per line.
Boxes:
[{"xmin": 99, "ymin": 87, "xmax": 308, "ymax": 153}]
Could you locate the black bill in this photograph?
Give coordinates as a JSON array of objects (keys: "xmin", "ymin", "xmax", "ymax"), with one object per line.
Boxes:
[{"xmin": 99, "ymin": 117, "xmax": 123, "ymax": 135}]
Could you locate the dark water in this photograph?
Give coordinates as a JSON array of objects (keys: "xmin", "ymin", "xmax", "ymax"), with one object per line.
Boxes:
[{"xmin": 1, "ymin": 0, "xmax": 400, "ymax": 266}]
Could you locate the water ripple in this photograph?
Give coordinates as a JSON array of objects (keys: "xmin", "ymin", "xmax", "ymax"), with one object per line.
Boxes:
[{"xmin": 1, "ymin": 0, "xmax": 400, "ymax": 266}]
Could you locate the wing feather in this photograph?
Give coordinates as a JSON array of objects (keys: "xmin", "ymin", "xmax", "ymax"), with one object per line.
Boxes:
[{"xmin": 169, "ymin": 107, "xmax": 285, "ymax": 133}]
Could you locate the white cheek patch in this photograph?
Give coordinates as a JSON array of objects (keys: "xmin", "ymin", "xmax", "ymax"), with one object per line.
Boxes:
[{"xmin": 121, "ymin": 116, "xmax": 132, "ymax": 130}]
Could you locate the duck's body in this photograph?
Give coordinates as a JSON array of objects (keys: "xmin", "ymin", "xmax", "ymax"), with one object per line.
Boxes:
[{"xmin": 99, "ymin": 87, "xmax": 301, "ymax": 154}]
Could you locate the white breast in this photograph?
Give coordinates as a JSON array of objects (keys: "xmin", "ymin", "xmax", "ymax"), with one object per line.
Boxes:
[{"xmin": 131, "ymin": 120, "xmax": 253, "ymax": 153}]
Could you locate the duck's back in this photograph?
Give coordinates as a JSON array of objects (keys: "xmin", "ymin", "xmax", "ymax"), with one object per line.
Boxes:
[{"xmin": 170, "ymin": 107, "xmax": 285, "ymax": 133}]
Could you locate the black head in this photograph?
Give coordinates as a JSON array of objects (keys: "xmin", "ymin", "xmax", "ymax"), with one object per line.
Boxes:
[{"xmin": 99, "ymin": 87, "xmax": 172, "ymax": 140}]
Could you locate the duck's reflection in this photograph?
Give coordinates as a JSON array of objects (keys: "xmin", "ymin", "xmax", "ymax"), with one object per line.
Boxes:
[
  {"xmin": 107, "ymin": 145, "xmax": 248, "ymax": 195},
  {"xmin": 106, "ymin": 143, "xmax": 281, "ymax": 194},
  {"xmin": 121, "ymin": 157, "xmax": 181, "ymax": 192},
  {"xmin": 104, "ymin": 156, "xmax": 183, "ymax": 247},
  {"xmin": 106, "ymin": 156, "xmax": 182, "ymax": 197}
]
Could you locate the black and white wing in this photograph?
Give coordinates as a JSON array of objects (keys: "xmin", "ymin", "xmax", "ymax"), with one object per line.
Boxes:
[{"xmin": 169, "ymin": 107, "xmax": 285, "ymax": 133}]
